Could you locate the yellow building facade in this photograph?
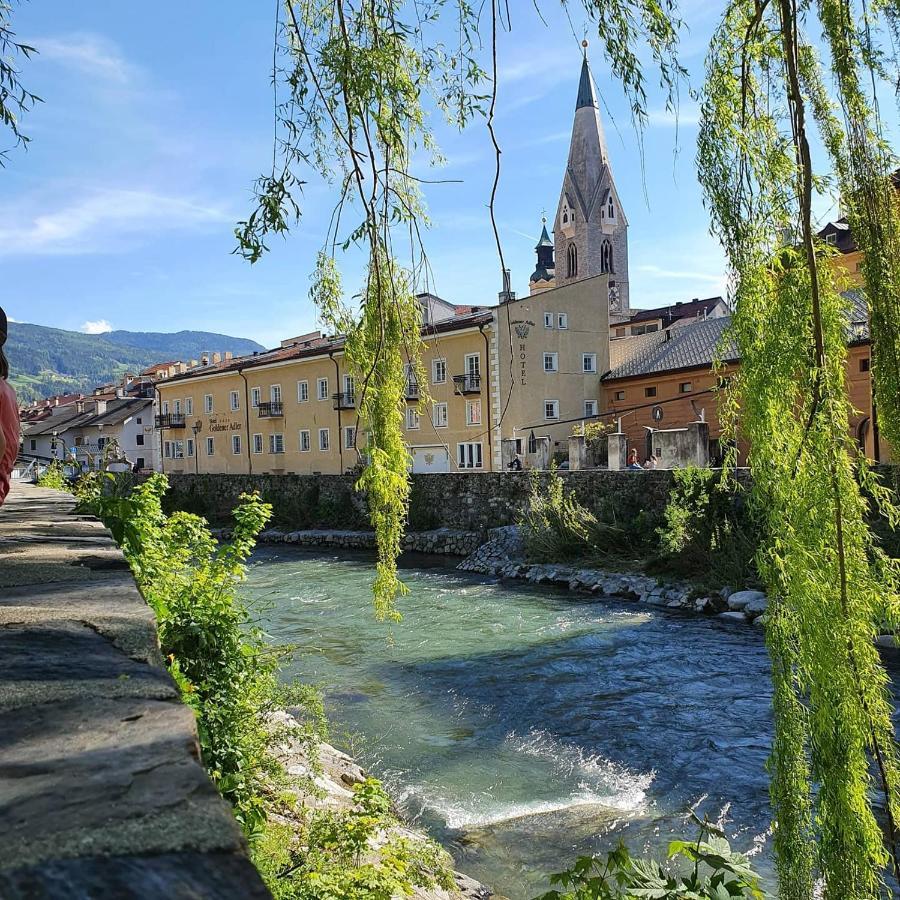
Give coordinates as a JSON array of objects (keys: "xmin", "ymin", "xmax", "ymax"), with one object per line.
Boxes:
[{"xmin": 156, "ymin": 275, "xmax": 611, "ymax": 476}]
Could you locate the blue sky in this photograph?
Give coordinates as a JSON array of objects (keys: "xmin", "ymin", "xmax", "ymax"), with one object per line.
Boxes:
[{"xmin": 4, "ymin": 2, "xmax": 759, "ymax": 347}]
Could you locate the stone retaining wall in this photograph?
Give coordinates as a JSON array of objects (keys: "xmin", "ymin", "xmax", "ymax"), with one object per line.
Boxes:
[
  {"xmin": 0, "ymin": 482, "xmax": 271, "ymax": 898},
  {"xmin": 166, "ymin": 469, "xmax": 700, "ymax": 532}
]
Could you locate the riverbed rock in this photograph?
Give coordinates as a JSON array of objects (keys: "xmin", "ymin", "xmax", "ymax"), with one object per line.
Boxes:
[
  {"xmin": 743, "ymin": 594, "xmax": 768, "ymax": 619},
  {"xmin": 726, "ymin": 590, "xmax": 766, "ymax": 612},
  {"xmin": 717, "ymin": 611, "xmax": 748, "ymax": 623}
]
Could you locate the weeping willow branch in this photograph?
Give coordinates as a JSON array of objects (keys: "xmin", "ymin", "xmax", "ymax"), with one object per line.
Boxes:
[
  {"xmin": 699, "ymin": 1, "xmax": 900, "ymax": 895},
  {"xmin": 0, "ymin": 0, "xmax": 40, "ymax": 162}
]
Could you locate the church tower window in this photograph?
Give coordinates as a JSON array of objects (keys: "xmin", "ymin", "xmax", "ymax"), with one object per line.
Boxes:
[
  {"xmin": 600, "ymin": 239, "xmax": 613, "ymax": 273},
  {"xmin": 567, "ymin": 243, "xmax": 578, "ymax": 278},
  {"xmin": 608, "ymin": 198, "xmax": 614, "ymax": 218}
]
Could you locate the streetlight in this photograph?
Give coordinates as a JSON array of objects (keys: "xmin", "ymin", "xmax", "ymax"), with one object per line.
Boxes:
[{"xmin": 192, "ymin": 421, "xmax": 202, "ymax": 475}]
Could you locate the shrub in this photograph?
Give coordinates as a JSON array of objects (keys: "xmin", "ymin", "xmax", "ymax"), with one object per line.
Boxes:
[
  {"xmin": 653, "ymin": 467, "xmax": 757, "ymax": 587},
  {"xmin": 538, "ymin": 817, "xmax": 764, "ymax": 900},
  {"xmin": 36, "ymin": 460, "xmax": 68, "ymax": 490}
]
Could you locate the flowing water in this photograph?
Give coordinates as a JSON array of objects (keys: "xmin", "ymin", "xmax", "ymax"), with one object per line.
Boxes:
[{"xmin": 245, "ymin": 545, "xmax": 777, "ymax": 898}]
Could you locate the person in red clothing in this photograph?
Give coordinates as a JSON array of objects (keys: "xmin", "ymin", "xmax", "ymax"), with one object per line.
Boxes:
[{"xmin": 0, "ymin": 307, "xmax": 20, "ymax": 504}]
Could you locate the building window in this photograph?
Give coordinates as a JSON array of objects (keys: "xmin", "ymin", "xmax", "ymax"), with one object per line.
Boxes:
[
  {"xmin": 318, "ymin": 428, "xmax": 330, "ymax": 451},
  {"xmin": 860, "ymin": 357, "xmax": 871, "ymax": 372},
  {"xmin": 204, "ymin": 394, "xmax": 213, "ymax": 413},
  {"xmin": 206, "ymin": 437, "xmax": 215, "ymax": 455},
  {"xmin": 317, "ymin": 377, "xmax": 329, "ymax": 400},
  {"xmin": 644, "ymin": 386, "xmax": 657, "ymax": 398},
  {"xmin": 584, "ymin": 399, "xmax": 598, "ymax": 417},
  {"xmin": 29, "ymin": 439, "xmax": 36, "ymax": 451},
  {"xmin": 558, "ymin": 313, "xmax": 568, "ymax": 330},
  {"xmin": 567, "ymin": 243, "xmax": 578, "ymax": 278},
  {"xmin": 406, "ymin": 407, "xmax": 420, "ymax": 430},
  {"xmin": 299, "ymin": 429, "xmax": 311, "ymax": 452},
  {"xmin": 457, "ymin": 442, "xmax": 483, "ymax": 470},
  {"xmin": 251, "ymin": 387, "xmax": 261, "ymax": 408},
  {"xmin": 136, "ymin": 417, "xmax": 142, "ymax": 425},
  {"xmin": 174, "ymin": 399, "xmax": 182, "ymax": 415},
  {"xmin": 600, "ymin": 239, "xmax": 613, "ymax": 273},
  {"xmin": 186, "ymin": 439, "xmax": 195, "ymax": 457},
  {"xmin": 344, "ymin": 426, "xmax": 356, "ymax": 449},
  {"xmin": 464, "ymin": 352, "xmax": 481, "ymax": 377},
  {"xmin": 432, "ymin": 358, "xmax": 447, "ymax": 384},
  {"xmin": 544, "ymin": 312, "xmax": 553, "ymax": 329},
  {"xmin": 342, "ymin": 374, "xmax": 355, "ymax": 401},
  {"xmin": 466, "ymin": 399, "xmax": 482, "ymax": 426},
  {"xmin": 583, "ymin": 353, "xmax": 597, "ymax": 373},
  {"xmin": 543, "ymin": 352, "xmax": 558, "ymax": 373},
  {"xmin": 544, "ymin": 400, "xmax": 560, "ymax": 420},
  {"xmin": 269, "ymin": 433, "xmax": 285, "ymax": 454},
  {"xmin": 252, "ymin": 433, "xmax": 263, "ymax": 454},
  {"xmin": 164, "ymin": 441, "xmax": 171, "ymax": 458},
  {"xmin": 230, "ymin": 390, "xmax": 240, "ymax": 411},
  {"xmin": 432, "ymin": 402, "xmax": 448, "ymax": 427},
  {"xmin": 825, "ymin": 232, "xmax": 837, "ymax": 246},
  {"xmin": 185, "ymin": 397, "xmax": 193, "ymax": 416},
  {"xmin": 298, "ymin": 380, "xmax": 309, "ymax": 402},
  {"xmin": 615, "ymin": 327, "xmax": 626, "ymax": 337},
  {"xmin": 232, "ymin": 435, "xmax": 242, "ymax": 455},
  {"xmin": 270, "ymin": 384, "xmax": 282, "ymax": 404},
  {"xmin": 136, "ymin": 457, "xmax": 145, "ymax": 469},
  {"xmin": 162, "ymin": 400, "xmax": 169, "ymax": 415},
  {"xmin": 680, "ymin": 381, "xmax": 693, "ymax": 393},
  {"xmin": 136, "ymin": 434, "xmax": 145, "ymax": 447},
  {"xmin": 608, "ymin": 198, "xmax": 614, "ymax": 218},
  {"xmin": 172, "ymin": 440, "xmax": 185, "ymax": 459}
]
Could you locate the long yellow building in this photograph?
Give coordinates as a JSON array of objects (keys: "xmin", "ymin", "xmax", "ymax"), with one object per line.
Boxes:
[{"xmin": 156, "ymin": 275, "xmax": 611, "ymax": 475}]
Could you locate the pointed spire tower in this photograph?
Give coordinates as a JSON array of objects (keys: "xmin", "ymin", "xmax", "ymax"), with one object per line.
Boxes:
[
  {"xmin": 554, "ymin": 50, "xmax": 629, "ymax": 320},
  {"xmin": 529, "ymin": 217, "xmax": 556, "ymax": 295}
]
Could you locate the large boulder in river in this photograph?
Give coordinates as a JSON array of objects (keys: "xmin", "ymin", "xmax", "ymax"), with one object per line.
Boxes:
[{"xmin": 727, "ymin": 590, "xmax": 766, "ymax": 612}]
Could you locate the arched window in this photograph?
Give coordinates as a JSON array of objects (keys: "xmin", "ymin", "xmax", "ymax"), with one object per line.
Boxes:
[
  {"xmin": 567, "ymin": 243, "xmax": 578, "ymax": 278},
  {"xmin": 600, "ymin": 239, "xmax": 613, "ymax": 273},
  {"xmin": 562, "ymin": 211, "xmax": 568, "ymax": 224},
  {"xmin": 608, "ymin": 198, "xmax": 614, "ymax": 218}
]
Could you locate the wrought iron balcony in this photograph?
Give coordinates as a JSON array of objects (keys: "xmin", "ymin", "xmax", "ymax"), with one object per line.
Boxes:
[
  {"xmin": 332, "ymin": 392, "xmax": 356, "ymax": 410},
  {"xmin": 155, "ymin": 413, "xmax": 185, "ymax": 428},
  {"xmin": 405, "ymin": 380, "xmax": 420, "ymax": 401},
  {"xmin": 453, "ymin": 374, "xmax": 481, "ymax": 395},
  {"xmin": 257, "ymin": 401, "xmax": 284, "ymax": 417}
]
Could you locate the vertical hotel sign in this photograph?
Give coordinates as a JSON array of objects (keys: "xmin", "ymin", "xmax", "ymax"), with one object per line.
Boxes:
[{"xmin": 511, "ymin": 320, "xmax": 534, "ymax": 385}]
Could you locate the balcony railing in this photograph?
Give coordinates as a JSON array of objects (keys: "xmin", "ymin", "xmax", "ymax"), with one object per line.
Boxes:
[
  {"xmin": 405, "ymin": 380, "xmax": 420, "ymax": 401},
  {"xmin": 453, "ymin": 374, "xmax": 481, "ymax": 394},
  {"xmin": 332, "ymin": 392, "xmax": 356, "ymax": 410},
  {"xmin": 257, "ymin": 401, "xmax": 284, "ymax": 417},
  {"xmin": 155, "ymin": 413, "xmax": 185, "ymax": 429}
]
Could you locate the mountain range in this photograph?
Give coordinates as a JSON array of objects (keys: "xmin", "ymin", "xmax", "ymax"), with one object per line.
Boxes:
[{"xmin": 6, "ymin": 322, "xmax": 266, "ymax": 404}]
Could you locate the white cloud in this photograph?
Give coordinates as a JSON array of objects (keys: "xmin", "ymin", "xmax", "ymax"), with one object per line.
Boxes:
[
  {"xmin": 80, "ymin": 319, "xmax": 113, "ymax": 334},
  {"xmin": 646, "ymin": 105, "xmax": 701, "ymax": 128},
  {"xmin": 36, "ymin": 33, "xmax": 136, "ymax": 84},
  {"xmin": 0, "ymin": 188, "xmax": 233, "ymax": 257}
]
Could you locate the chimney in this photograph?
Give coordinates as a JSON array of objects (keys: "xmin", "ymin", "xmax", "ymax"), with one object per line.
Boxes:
[
  {"xmin": 190, "ymin": 359, "xmax": 198, "ymax": 367},
  {"xmin": 498, "ymin": 268, "xmax": 516, "ymax": 304},
  {"xmin": 95, "ymin": 399, "xmax": 108, "ymax": 414},
  {"xmin": 224, "ymin": 351, "xmax": 233, "ymax": 361},
  {"xmin": 76, "ymin": 401, "xmax": 85, "ymax": 414},
  {"xmin": 115, "ymin": 387, "xmax": 126, "ymax": 399},
  {"xmin": 212, "ymin": 352, "xmax": 222, "ymax": 364},
  {"xmin": 200, "ymin": 351, "xmax": 211, "ymax": 366}
]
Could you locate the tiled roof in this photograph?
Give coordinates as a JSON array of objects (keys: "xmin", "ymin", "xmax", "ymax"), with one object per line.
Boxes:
[
  {"xmin": 604, "ymin": 316, "xmax": 737, "ymax": 380},
  {"xmin": 159, "ymin": 311, "xmax": 495, "ymax": 386},
  {"xmin": 627, "ymin": 296, "xmax": 726, "ymax": 324},
  {"xmin": 89, "ymin": 398, "xmax": 153, "ymax": 427}
]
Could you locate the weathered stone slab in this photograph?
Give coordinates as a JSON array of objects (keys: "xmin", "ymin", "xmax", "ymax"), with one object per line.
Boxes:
[
  {"xmin": 0, "ymin": 698, "xmax": 244, "ymax": 869},
  {"xmin": 0, "ymin": 850, "xmax": 271, "ymax": 899},
  {"xmin": 0, "ymin": 620, "xmax": 176, "ymax": 712}
]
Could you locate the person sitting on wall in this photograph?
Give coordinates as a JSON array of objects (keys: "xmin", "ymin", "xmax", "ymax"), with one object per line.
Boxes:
[
  {"xmin": 627, "ymin": 449, "xmax": 644, "ymax": 470},
  {"xmin": 643, "ymin": 455, "xmax": 658, "ymax": 470},
  {"xmin": 508, "ymin": 453, "xmax": 523, "ymax": 471}
]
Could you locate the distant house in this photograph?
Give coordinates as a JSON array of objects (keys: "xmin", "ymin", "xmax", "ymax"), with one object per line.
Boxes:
[{"xmin": 610, "ymin": 296, "xmax": 730, "ymax": 339}]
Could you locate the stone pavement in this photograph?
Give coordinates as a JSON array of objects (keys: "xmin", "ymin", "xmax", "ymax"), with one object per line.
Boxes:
[{"xmin": 0, "ymin": 482, "xmax": 271, "ymax": 898}]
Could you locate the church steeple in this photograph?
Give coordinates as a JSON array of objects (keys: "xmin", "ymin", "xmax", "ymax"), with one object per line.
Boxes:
[
  {"xmin": 553, "ymin": 52, "xmax": 629, "ymax": 320},
  {"xmin": 529, "ymin": 218, "xmax": 555, "ymax": 294}
]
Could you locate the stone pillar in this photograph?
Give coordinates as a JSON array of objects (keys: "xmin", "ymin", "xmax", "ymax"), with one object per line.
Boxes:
[
  {"xmin": 686, "ymin": 421, "xmax": 710, "ymax": 467},
  {"xmin": 568, "ymin": 434, "xmax": 586, "ymax": 471},
  {"xmin": 607, "ymin": 433, "xmax": 627, "ymax": 470}
]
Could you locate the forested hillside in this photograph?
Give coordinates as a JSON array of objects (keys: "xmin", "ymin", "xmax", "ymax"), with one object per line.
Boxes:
[{"xmin": 7, "ymin": 323, "xmax": 265, "ymax": 403}]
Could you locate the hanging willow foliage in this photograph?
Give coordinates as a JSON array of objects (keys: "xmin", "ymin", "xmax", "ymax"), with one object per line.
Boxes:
[{"xmin": 699, "ymin": 1, "xmax": 900, "ymax": 895}]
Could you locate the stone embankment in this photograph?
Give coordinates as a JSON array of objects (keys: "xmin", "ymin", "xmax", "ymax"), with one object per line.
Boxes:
[
  {"xmin": 459, "ymin": 526, "xmax": 770, "ymax": 626},
  {"xmin": 220, "ymin": 526, "xmax": 483, "ymax": 557},
  {"xmin": 270, "ymin": 711, "xmax": 492, "ymax": 899},
  {"xmin": 0, "ymin": 482, "xmax": 270, "ymax": 898}
]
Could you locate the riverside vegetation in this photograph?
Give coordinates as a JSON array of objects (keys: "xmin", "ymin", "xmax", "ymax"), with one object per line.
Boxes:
[{"xmin": 61, "ymin": 470, "xmax": 763, "ymax": 898}]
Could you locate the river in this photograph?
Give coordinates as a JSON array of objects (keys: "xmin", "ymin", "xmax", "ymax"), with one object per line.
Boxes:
[{"xmin": 244, "ymin": 545, "xmax": 777, "ymax": 898}]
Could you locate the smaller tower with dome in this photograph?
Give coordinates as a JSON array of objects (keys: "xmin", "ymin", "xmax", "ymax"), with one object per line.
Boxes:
[{"xmin": 529, "ymin": 217, "xmax": 556, "ymax": 295}]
